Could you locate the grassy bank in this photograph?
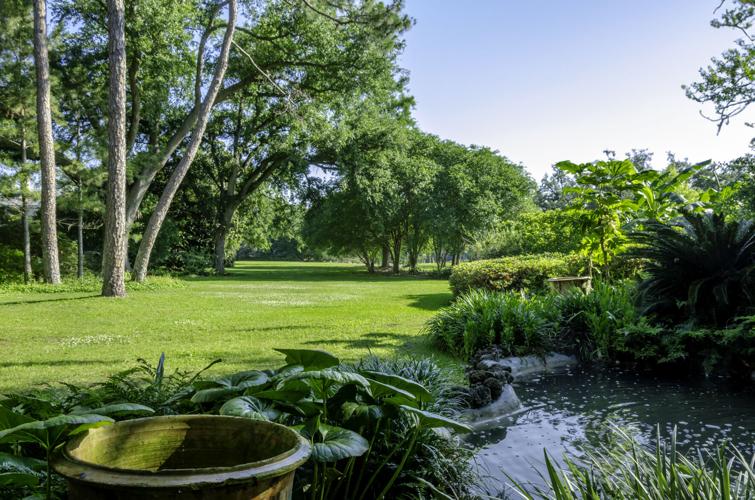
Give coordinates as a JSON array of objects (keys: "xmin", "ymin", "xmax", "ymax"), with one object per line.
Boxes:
[{"xmin": 0, "ymin": 261, "xmax": 454, "ymax": 392}]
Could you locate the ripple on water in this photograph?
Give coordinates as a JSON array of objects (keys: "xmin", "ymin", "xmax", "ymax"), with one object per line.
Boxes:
[{"xmin": 467, "ymin": 367, "xmax": 755, "ymax": 495}]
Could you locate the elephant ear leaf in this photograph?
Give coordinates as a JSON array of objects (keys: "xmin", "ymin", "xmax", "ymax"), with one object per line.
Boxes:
[
  {"xmin": 71, "ymin": 403, "xmax": 154, "ymax": 418},
  {"xmin": 399, "ymin": 406, "xmax": 471, "ymax": 433},
  {"xmin": 274, "ymin": 349, "xmax": 339, "ymax": 370},
  {"xmin": 0, "ymin": 407, "xmax": 34, "ymax": 431},
  {"xmin": 289, "ymin": 369, "xmax": 369, "ymax": 388},
  {"xmin": 0, "ymin": 471, "xmax": 39, "ymax": 488},
  {"xmin": 363, "ymin": 371, "xmax": 433, "ymax": 403},
  {"xmin": 191, "ymin": 387, "xmax": 243, "ymax": 404},
  {"xmin": 0, "ymin": 414, "xmax": 114, "ymax": 443},
  {"xmin": 296, "ymin": 423, "xmax": 369, "ymax": 462},
  {"xmin": 219, "ymin": 396, "xmax": 279, "ymax": 421}
]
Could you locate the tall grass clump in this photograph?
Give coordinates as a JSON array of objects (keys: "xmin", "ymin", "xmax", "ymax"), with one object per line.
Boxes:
[
  {"xmin": 425, "ymin": 289, "xmax": 559, "ymax": 359},
  {"xmin": 512, "ymin": 427, "xmax": 755, "ymax": 500},
  {"xmin": 553, "ymin": 280, "xmax": 640, "ymax": 361}
]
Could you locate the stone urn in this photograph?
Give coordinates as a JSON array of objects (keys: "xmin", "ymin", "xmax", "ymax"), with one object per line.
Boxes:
[
  {"xmin": 547, "ymin": 276, "xmax": 592, "ymax": 294},
  {"xmin": 52, "ymin": 415, "xmax": 311, "ymax": 500}
]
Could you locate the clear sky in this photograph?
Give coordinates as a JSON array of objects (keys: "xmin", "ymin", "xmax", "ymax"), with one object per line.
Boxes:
[{"xmin": 398, "ymin": 0, "xmax": 754, "ymax": 180}]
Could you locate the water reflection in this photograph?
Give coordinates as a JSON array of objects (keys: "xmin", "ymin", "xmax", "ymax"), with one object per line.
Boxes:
[{"xmin": 467, "ymin": 367, "xmax": 755, "ymax": 494}]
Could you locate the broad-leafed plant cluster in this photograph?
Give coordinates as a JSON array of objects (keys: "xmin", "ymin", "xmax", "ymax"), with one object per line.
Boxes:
[{"xmin": 0, "ymin": 350, "xmax": 476, "ymax": 500}]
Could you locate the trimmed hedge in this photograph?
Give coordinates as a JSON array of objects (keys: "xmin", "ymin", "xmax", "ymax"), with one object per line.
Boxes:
[{"xmin": 449, "ymin": 253, "xmax": 584, "ymax": 295}]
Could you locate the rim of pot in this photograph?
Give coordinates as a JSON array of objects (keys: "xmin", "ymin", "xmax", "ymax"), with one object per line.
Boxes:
[{"xmin": 52, "ymin": 415, "xmax": 312, "ymax": 489}]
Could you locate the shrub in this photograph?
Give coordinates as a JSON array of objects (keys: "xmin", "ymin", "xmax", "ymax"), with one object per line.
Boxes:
[
  {"xmin": 0, "ymin": 350, "xmax": 475, "ymax": 500},
  {"xmin": 631, "ymin": 212, "xmax": 755, "ymax": 327},
  {"xmin": 426, "ymin": 289, "xmax": 560, "ymax": 359},
  {"xmin": 427, "ymin": 282, "xmax": 641, "ymax": 362},
  {"xmin": 449, "ymin": 253, "xmax": 584, "ymax": 296},
  {"xmin": 553, "ymin": 280, "xmax": 640, "ymax": 362},
  {"xmin": 475, "ymin": 210, "xmax": 583, "ymax": 258}
]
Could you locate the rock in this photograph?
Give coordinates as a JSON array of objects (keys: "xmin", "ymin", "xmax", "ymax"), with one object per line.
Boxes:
[
  {"xmin": 483, "ymin": 377, "xmax": 503, "ymax": 400},
  {"xmin": 464, "ymin": 384, "xmax": 522, "ymax": 425},
  {"xmin": 469, "ymin": 384, "xmax": 492, "ymax": 408},
  {"xmin": 480, "ymin": 353, "xmax": 577, "ymax": 380},
  {"xmin": 467, "ymin": 370, "xmax": 486, "ymax": 385}
]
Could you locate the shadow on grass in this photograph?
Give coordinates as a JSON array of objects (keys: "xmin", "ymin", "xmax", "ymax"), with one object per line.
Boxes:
[
  {"xmin": 0, "ymin": 294, "xmax": 100, "ymax": 307},
  {"xmin": 0, "ymin": 359, "xmax": 113, "ymax": 368},
  {"xmin": 404, "ymin": 292, "xmax": 452, "ymax": 311},
  {"xmin": 302, "ymin": 331, "xmax": 416, "ymax": 350},
  {"xmin": 224, "ymin": 325, "xmax": 313, "ymax": 334},
  {"xmin": 186, "ymin": 262, "xmax": 443, "ymax": 284}
]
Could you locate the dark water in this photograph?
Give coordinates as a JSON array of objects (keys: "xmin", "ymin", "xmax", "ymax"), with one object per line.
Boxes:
[{"xmin": 467, "ymin": 367, "xmax": 755, "ymax": 494}]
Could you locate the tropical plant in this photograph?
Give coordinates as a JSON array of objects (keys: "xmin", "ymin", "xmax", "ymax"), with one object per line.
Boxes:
[
  {"xmin": 0, "ymin": 400, "xmax": 153, "ymax": 499},
  {"xmin": 0, "ymin": 349, "xmax": 474, "ymax": 499},
  {"xmin": 631, "ymin": 211, "xmax": 755, "ymax": 326},
  {"xmin": 209, "ymin": 349, "xmax": 472, "ymax": 500}
]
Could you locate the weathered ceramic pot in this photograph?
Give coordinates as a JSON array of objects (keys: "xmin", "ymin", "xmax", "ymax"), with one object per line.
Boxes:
[
  {"xmin": 52, "ymin": 415, "xmax": 311, "ymax": 500},
  {"xmin": 547, "ymin": 276, "xmax": 592, "ymax": 294}
]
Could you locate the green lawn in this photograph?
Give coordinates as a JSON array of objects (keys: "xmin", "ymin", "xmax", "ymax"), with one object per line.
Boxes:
[{"xmin": 0, "ymin": 261, "xmax": 455, "ymax": 393}]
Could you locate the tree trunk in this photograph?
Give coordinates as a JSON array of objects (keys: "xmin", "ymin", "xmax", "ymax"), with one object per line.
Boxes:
[
  {"xmin": 19, "ymin": 132, "xmax": 32, "ymax": 284},
  {"xmin": 32, "ymin": 0, "xmax": 60, "ymax": 284},
  {"xmin": 132, "ymin": 1, "xmax": 237, "ymax": 282},
  {"xmin": 213, "ymin": 204, "xmax": 235, "ymax": 275},
  {"xmin": 213, "ymin": 228, "xmax": 227, "ymax": 275},
  {"xmin": 381, "ymin": 244, "xmax": 390, "ymax": 269},
  {"xmin": 391, "ymin": 238, "xmax": 401, "ymax": 274},
  {"xmin": 21, "ymin": 187, "xmax": 32, "ymax": 284},
  {"xmin": 101, "ymin": 0, "xmax": 128, "ymax": 297},
  {"xmin": 77, "ymin": 184, "xmax": 84, "ymax": 279}
]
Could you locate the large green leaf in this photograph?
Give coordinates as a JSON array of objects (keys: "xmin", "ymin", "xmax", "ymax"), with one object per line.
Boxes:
[
  {"xmin": 0, "ymin": 472, "xmax": 39, "ymax": 488},
  {"xmin": 274, "ymin": 349, "xmax": 339, "ymax": 370},
  {"xmin": 289, "ymin": 369, "xmax": 369, "ymax": 388},
  {"xmin": 227, "ymin": 370, "xmax": 269, "ymax": 389},
  {"xmin": 364, "ymin": 378, "xmax": 416, "ymax": 402},
  {"xmin": 0, "ymin": 452, "xmax": 45, "ymax": 473},
  {"xmin": 269, "ymin": 364, "xmax": 304, "ymax": 382},
  {"xmin": 0, "ymin": 407, "xmax": 34, "ymax": 431},
  {"xmin": 190, "ymin": 387, "xmax": 241, "ymax": 404},
  {"xmin": 219, "ymin": 396, "xmax": 279, "ymax": 421},
  {"xmin": 71, "ymin": 403, "xmax": 154, "ymax": 418},
  {"xmin": 0, "ymin": 414, "xmax": 114, "ymax": 443},
  {"xmin": 341, "ymin": 401, "xmax": 383, "ymax": 421},
  {"xmin": 296, "ymin": 423, "xmax": 369, "ymax": 462},
  {"xmin": 399, "ymin": 406, "xmax": 471, "ymax": 433},
  {"xmin": 362, "ymin": 371, "xmax": 433, "ymax": 403}
]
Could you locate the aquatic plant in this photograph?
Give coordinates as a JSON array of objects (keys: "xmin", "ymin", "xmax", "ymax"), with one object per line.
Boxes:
[{"xmin": 511, "ymin": 427, "xmax": 755, "ymax": 500}]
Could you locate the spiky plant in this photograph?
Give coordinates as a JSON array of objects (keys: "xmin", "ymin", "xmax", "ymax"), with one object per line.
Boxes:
[{"xmin": 631, "ymin": 212, "xmax": 755, "ymax": 326}]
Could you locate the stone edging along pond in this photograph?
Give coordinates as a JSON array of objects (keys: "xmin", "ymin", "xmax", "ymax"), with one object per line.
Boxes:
[{"xmin": 463, "ymin": 348, "xmax": 578, "ymax": 426}]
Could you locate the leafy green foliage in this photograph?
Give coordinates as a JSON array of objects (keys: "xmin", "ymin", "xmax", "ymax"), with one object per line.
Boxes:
[
  {"xmin": 449, "ymin": 253, "xmax": 584, "ymax": 296},
  {"xmin": 475, "ymin": 210, "xmax": 584, "ymax": 258},
  {"xmin": 631, "ymin": 211, "xmax": 755, "ymax": 326},
  {"xmin": 426, "ymin": 288, "xmax": 560, "ymax": 359},
  {"xmin": 684, "ymin": 0, "xmax": 755, "ymax": 135},
  {"xmin": 0, "ymin": 348, "xmax": 474, "ymax": 500},
  {"xmin": 515, "ymin": 426, "xmax": 755, "ymax": 500},
  {"xmin": 557, "ymin": 159, "xmax": 707, "ymax": 276}
]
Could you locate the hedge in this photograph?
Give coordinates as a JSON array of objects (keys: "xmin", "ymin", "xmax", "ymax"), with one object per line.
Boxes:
[{"xmin": 448, "ymin": 253, "xmax": 584, "ymax": 295}]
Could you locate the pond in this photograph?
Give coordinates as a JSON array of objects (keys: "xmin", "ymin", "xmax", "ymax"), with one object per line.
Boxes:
[{"xmin": 467, "ymin": 366, "xmax": 755, "ymax": 495}]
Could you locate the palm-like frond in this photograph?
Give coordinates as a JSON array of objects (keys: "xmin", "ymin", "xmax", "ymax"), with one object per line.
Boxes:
[{"xmin": 631, "ymin": 212, "xmax": 755, "ymax": 326}]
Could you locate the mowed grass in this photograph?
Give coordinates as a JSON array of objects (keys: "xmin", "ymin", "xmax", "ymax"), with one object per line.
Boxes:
[{"xmin": 0, "ymin": 261, "xmax": 455, "ymax": 392}]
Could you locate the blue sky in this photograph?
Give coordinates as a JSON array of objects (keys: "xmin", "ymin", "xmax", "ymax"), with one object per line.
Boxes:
[{"xmin": 398, "ymin": 0, "xmax": 754, "ymax": 180}]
